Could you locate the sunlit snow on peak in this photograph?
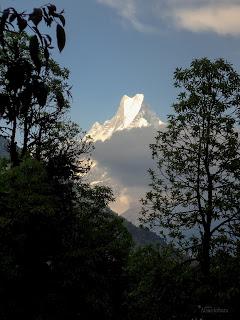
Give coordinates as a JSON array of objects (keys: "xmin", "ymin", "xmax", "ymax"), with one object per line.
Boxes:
[
  {"xmin": 88, "ymin": 93, "xmax": 163, "ymax": 142},
  {"xmin": 120, "ymin": 93, "xmax": 144, "ymax": 128}
]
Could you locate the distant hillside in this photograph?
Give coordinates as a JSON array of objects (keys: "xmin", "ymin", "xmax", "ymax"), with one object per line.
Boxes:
[
  {"xmin": 121, "ymin": 207, "xmax": 141, "ymax": 226},
  {"xmin": 108, "ymin": 208, "xmax": 164, "ymax": 246},
  {"xmin": 122, "ymin": 217, "xmax": 164, "ymax": 247},
  {"xmin": 0, "ymin": 138, "xmax": 163, "ymax": 247},
  {"xmin": 0, "ymin": 136, "xmax": 9, "ymax": 158}
]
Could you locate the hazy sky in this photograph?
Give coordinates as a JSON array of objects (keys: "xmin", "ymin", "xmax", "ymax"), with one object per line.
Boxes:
[
  {"xmin": 2, "ymin": 0, "xmax": 240, "ymax": 130},
  {"xmin": 2, "ymin": 0, "xmax": 240, "ymax": 215}
]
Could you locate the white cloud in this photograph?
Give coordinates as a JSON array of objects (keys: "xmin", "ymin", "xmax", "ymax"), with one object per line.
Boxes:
[
  {"xmin": 97, "ymin": 0, "xmax": 240, "ymax": 36},
  {"xmin": 97, "ymin": 0, "xmax": 157, "ymax": 33},
  {"xmin": 173, "ymin": 4, "xmax": 240, "ymax": 35},
  {"xmin": 109, "ymin": 188, "xmax": 130, "ymax": 214}
]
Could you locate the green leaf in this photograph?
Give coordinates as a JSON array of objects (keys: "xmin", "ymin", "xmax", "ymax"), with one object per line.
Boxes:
[
  {"xmin": 0, "ymin": 94, "xmax": 10, "ymax": 116},
  {"xmin": 44, "ymin": 46, "xmax": 50, "ymax": 62},
  {"xmin": 56, "ymin": 24, "xmax": 66, "ymax": 52},
  {"xmin": 58, "ymin": 15, "xmax": 65, "ymax": 27},
  {"xmin": 29, "ymin": 35, "xmax": 41, "ymax": 73},
  {"xmin": 47, "ymin": 5, "xmax": 57, "ymax": 15},
  {"xmin": 56, "ymin": 92, "xmax": 65, "ymax": 110},
  {"xmin": 28, "ymin": 8, "xmax": 43, "ymax": 26},
  {"xmin": 32, "ymin": 26, "xmax": 43, "ymax": 45},
  {"xmin": 0, "ymin": 9, "xmax": 10, "ymax": 31},
  {"xmin": 33, "ymin": 81, "xmax": 48, "ymax": 107},
  {"xmin": 17, "ymin": 16, "xmax": 27, "ymax": 31},
  {"xmin": 9, "ymin": 13, "xmax": 17, "ymax": 23}
]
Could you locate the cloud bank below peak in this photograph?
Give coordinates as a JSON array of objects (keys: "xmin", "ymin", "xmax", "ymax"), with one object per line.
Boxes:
[
  {"xmin": 88, "ymin": 126, "xmax": 160, "ymax": 214},
  {"xmin": 97, "ymin": 0, "xmax": 240, "ymax": 36}
]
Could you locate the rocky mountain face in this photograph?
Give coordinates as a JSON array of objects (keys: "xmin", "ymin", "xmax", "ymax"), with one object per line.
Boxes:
[{"xmin": 87, "ymin": 94, "xmax": 165, "ymax": 227}]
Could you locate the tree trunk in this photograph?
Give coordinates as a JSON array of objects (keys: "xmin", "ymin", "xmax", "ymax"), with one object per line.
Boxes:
[
  {"xmin": 35, "ymin": 126, "xmax": 42, "ymax": 161},
  {"xmin": 21, "ymin": 116, "xmax": 29, "ymax": 159},
  {"xmin": 9, "ymin": 116, "xmax": 18, "ymax": 166},
  {"xmin": 201, "ymin": 229, "xmax": 211, "ymax": 278}
]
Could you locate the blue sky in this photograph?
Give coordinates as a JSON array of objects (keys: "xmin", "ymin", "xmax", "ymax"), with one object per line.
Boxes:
[{"xmin": 2, "ymin": 0, "xmax": 240, "ymax": 130}]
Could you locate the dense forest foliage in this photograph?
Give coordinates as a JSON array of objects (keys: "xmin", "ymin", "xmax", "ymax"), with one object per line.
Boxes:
[{"xmin": 0, "ymin": 4, "xmax": 240, "ymax": 320}]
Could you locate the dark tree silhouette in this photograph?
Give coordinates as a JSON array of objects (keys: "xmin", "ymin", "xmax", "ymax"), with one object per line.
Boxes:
[
  {"xmin": 0, "ymin": 5, "xmax": 66, "ymax": 165},
  {"xmin": 141, "ymin": 58, "xmax": 240, "ymax": 277}
]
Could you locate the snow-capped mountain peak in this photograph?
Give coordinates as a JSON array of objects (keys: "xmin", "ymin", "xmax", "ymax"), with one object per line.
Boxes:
[
  {"xmin": 88, "ymin": 94, "xmax": 163, "ymax": 142},
  {"xmin": 119, "ymin": 93, "xmax": 144, "ymax": 127}
]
